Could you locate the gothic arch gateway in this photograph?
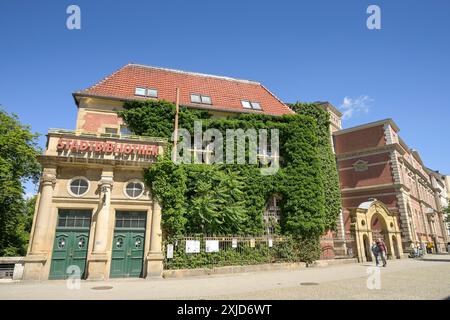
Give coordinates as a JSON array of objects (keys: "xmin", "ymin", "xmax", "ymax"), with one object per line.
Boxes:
[{"xmin": 351, "ymin": 199, "xmax": 403, "ymax": 262}]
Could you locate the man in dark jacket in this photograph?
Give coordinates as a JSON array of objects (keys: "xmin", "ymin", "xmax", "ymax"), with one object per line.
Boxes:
[
  {"xmin": 376, "ymin": 239, "xmax": 387, "ymax": 267},
  {"xmin": 371, "ymin": 242, "xmax": 380, "ymax": 266}
]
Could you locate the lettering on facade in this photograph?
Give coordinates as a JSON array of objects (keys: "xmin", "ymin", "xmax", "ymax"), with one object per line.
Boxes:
[{"xmin": 56, "ymin": 138, "xmax": 159, "ymax": 160}]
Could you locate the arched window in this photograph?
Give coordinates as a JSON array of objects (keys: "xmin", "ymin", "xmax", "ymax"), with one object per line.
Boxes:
[{"xmin": 264, "ymin": 194, "xmax": 282, "ymax": 235}]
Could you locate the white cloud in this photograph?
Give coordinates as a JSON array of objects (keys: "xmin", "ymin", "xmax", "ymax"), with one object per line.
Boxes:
[{"xmin": 340, "ymin": 95, "xmax": 373, "ymax": 120}]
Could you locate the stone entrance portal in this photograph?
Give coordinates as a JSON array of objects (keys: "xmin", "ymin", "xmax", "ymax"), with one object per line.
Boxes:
[{"xmin": 350, "ymin": 199, "xmax": 403, "ymax": 262}]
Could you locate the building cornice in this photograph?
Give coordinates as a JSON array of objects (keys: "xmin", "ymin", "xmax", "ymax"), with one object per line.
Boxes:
[
  {"xmin": 38, "ymin": 155, "xmax": 157, "ymax": 169},
  {"xmin": 333, "ymin": 118, "xmax": 400, "ymax": 136},
  {"xmin": 341, "ymin": 183, "xmax": 402, "ymax": 194},
  {"xmin": 336, "ymin": 143, "xmax": 404, "ymax": 160}
]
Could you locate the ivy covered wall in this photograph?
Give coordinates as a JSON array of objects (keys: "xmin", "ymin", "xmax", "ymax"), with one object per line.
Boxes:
[
  {"xmin": 290, "ymin": 102, "xmax": 342, "ymax": 231},
  {"xmin": 118, "ymin": 101, "xmax": 341, "ymax": 241}
]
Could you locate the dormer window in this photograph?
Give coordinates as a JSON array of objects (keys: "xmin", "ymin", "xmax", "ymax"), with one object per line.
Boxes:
[
  {"xmin": 135, "ymin": 87, "xmax": 158, "ymax": 98},
  {"xmin": 190, "ymin": 94, "xmax": 212, "ymax": 105},
  {"xmin": 241, "ymin": 100, "xmax": 261, "ymax": 110}
]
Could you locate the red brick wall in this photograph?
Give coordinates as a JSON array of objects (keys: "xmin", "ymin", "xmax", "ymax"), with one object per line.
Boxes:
[
  {"xmin": 320, "ymin": 231, "xmax": 335, "ymax": 260},
  {"xmin": 334, "ymin": 125, "xmax": 386, "ymax": 154},
  {"xmin": 80, "ymin": 111, "xmax": 122, "ymax": 133},
  {"xmin": 338, "ymin": 153, "xmax": 390, "ymax": 168},
  {"xmin": 339, "ymin": 163, "xmax": 394, "ymax": 189}
]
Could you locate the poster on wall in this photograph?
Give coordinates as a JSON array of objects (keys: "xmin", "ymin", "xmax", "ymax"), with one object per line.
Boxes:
[
  {"xmin": 232, "ymin": 239, "xmax": 238, "ymax": 248},
  {"xmin": 268, "ymin": 239, "xmax": 273, "ymax": 248},
  {"xmin": 185, "ymin": 240, "xmax": 200, "ymax": 253},
  {"xmin": 166, "ymin": 244, "xmax": 174, "ymax": 259},
  {"xmin": 205, "ymin": 240, "xmax": 219, "ymax": 253}
]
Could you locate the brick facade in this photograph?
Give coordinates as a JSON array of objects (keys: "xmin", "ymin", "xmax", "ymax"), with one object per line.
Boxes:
[{"xmin": 334, "ymin": 119, "xmax": 449, "ymax": 253}]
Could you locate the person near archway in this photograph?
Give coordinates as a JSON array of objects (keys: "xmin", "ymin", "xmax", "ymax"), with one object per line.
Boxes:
[
  {"xmin": 371, "ymin": 242, "xmax": 380, "ymax": 266},
  {"xmin": 376, "ymin": 239, "xmax": 387, "ymax": 267}
]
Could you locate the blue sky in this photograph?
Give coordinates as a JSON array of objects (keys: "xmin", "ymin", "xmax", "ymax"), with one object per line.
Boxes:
[{"xmin": 1, "ymin": 0, "xmax": 450, "ymax": 195}]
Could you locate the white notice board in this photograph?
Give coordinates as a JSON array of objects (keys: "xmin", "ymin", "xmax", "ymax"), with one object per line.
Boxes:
[
  {"xmin": 167, "ymin": 244, "xmax": 174, "ymax": 259},
  {"xmin": 205, "ymin": 240, "xmax": 219, "ymax": 253},
  {"xmin": 185, "ymin": 240, "xmax": 200, "ymax": 253}
]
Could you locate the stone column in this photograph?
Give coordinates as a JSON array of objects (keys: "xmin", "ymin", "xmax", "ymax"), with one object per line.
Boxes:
[
  {"xmin": 87, "ymin": 167, "xmax": 113, "ymax": 280},
  {"xmin": 23, "ymin": 166, "xmax": 57, "ymax": 280},
  {"xmin": 336, "ymin": 209, "xmax": 347, "ymax": 256},
  {"xmin": 146, "ymin": 201, "xmax": 164, "ymax": 278},
  {"xmin": 438, "ymin": 212, "xmax": 449, "ymax": 250}
]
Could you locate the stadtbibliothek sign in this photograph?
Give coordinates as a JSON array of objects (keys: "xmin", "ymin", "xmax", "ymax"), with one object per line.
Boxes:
[{"xmin": 56, "ymin": 138, "xmax": 159, "ymax": 156}]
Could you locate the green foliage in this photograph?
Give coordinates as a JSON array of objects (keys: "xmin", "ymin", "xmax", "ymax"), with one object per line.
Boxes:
[
  {"xmin": 147, "ymin": 162, "xmax": 265, "ymax": 236},
  {"xmin": 118, "ymin": 100, "xmax": 209, "ymax": 138},
  {"xmin": 119, "ymin": 100, "xmax": 340, "ymax": 243},
  {"xmin": 185, "ymin": 165, "xmax": 248, "ymax": 234},
  {"xmin": 0, "ymin": 109, "xmax": 41, "ymax": 256},
  {"xmin": 290, "ymin": 102, "xmax": 342, "ymax": 231},
  {"xmin": 295, "ymin": 236, "xmax": 322, "ymax": 264},
  {"xmin": 146, "ymin": 160, "xmax": 187, "ymax": 236},
  {"xmin": 444, "ymin": 206, "xmax": 450, "ymax": 216}
]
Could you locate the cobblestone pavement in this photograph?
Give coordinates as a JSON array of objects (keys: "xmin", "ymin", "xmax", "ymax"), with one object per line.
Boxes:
[{"xmin": 1, "ymin": 257, "xmax": 449, "ymax": 300}]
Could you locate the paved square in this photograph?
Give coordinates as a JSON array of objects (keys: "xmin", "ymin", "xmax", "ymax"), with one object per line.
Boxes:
[{"xmin": 1, "ymin": 257, "xmax": 449, "ymax": 300}]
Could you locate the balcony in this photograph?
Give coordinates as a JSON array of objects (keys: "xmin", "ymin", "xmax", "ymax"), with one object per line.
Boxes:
[{"xmin": 48, "ymin": 128, "xmax": 167, "ymax": 144}]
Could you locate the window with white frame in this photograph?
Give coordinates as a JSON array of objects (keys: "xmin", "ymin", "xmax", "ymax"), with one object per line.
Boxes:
[
  {"xmin": 124, "ymin": 180, "xmax": 144, "ymax": 199},
  {"xmin": 241, "ymin": 100, "xmax": 261, "ymax": 110},
  {"xmin": 190, "ymin": 93, "xmax": 212, "ymax": 105},
  {"xmin": 68, "ymin": 177, "xmax": 90, "ymax": 197},
  {"xmin": 135, "ymin": 87, "xmax": 158, "ymax": 98}
]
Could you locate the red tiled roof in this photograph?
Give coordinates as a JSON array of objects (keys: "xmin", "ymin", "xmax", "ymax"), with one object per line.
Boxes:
[{"xmin": 75, "ymin": 64, "xmax": 293, "ymax": 116}]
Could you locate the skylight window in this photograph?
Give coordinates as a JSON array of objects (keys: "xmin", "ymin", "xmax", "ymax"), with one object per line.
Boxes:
[
  {"xmin": 201, "ymin": 95, "xmax": 211, "ymax": 104},
  {"xmin": 135, "ymin": 87, "xmax": 147, "ymax": 96},
  {"xmin": 147, "ymin": 88, "xmax": 158, "ymax": 98},
  {"xmin": 241, "ymin": 100, "xmax": 252, "ymax": 109},
  {"xmin": 241, "ymin": 100, "xmax": 261, "ymax": 110},
  {"xmin": 191, "ymin": 93, "xmax": 212, "ymax": 105},
  {"xmin": 190, "ymin": 94, "xmax": 201, "ymax": 103},
  {"xmin": 251, "ymin": 102, "xmax": 261, "ymax": 110},
  {"xmin": 135, "ymin": 87, "xmax": 158, "ymax": 98}
]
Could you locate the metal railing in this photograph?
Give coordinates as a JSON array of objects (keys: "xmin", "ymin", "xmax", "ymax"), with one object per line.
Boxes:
[
  {"xmin": 164, "ymin": 235, "xmax": 301, "ymax": 269},
  {"xmin": 163, "ymin": 235, "xmax": 346, "ymax": 269},
  {"xmin": 48, "ymin": 128, "xmax": 167, "ymax": 144}
]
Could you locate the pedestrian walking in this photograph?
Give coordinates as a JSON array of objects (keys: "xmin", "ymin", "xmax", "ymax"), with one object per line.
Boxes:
[
  {"xmin": 421, "ymin": 242, "xmax": 427, "ymax": 255},
  {"xmin": 371, "ymin": 242, "xmax": 380, "ymax": 266},
  {"xmin": 415, "ymin": 242, "xmax": 421, "ymax": 257},
  {"xmin": 376, "ymin": 239, "xmax": 387, "ymax": 267},
  {"xmin": 426, "ymin": 242, "xmax": 433, "ymax": 254},
  {"xmin": 409, "ymin": 242, "xmax": 417, "ymax": 258}
]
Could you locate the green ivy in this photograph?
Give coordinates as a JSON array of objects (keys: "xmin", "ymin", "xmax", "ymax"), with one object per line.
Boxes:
[
  {"xmin": 289, "ymin": 102, "xmax": 342, "ymax": 231},
  {"xmin": 118, "ymin": 100, "xmax": 340, "ymax": 240}
]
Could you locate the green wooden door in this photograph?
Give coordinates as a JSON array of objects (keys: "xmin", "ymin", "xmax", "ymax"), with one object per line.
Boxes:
[
  {"xmin": 49, "ymin": 210, "xmax": 91, "ymax": 280},
  {"xmin": 110, "ymin": 212, "xmax": 146, "ymax": 278}
]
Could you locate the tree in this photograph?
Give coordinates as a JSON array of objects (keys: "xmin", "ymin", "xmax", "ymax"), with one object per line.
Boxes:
[{"xmin": 0, "ymin": 109, "xmax": 41, "ymax": 256}]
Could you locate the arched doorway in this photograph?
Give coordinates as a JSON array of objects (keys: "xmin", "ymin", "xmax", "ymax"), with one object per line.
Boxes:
[
  {"xmin": 371, "ymin": 212, "xmax": 392, "ymax": 258},
  {"xmin": 350, "ymin": 199, "xmax": 403, "ymax": 262}
]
